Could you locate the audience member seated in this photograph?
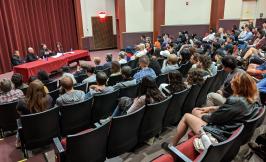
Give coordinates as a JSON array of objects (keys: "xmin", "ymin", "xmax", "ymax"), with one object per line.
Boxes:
[
  {"xmin": 149, "ymin": 56, "xmax": 162, "ymax": 76},
  {"xmin": 134, "ymin": 44, "xmax": 147, "ymax": 58},
  {"xmin": 82, "ymin": 65, "xmax": 96, "ymax": 84},
  {"xmin": 11, "ymin": 50, "xmax": 23, "ymax": 66},
  {"xmin": 257, "ymin": 78, "xmax": 266, "ymax": 93},
  {"xmin": 160, "ymin": 43, "xmax": 174, "ymax": 58},
  {"xmin": 17, "ymin": 79, "xmax": 53, "ymax": 115},
  {"xmin": 37, "ymin": 70, "xmax": 52, "ymax": 85},
  {"xmin": 161, "ymin": 54, "xmax": 179, "ymax": 74},
  {"xmin": 213, "ymin": 48, "xmax": 226, "ymax": 68},
  {"xmin": 133, "ymin": 56, "xmax": 157, "ymax": 82},
  {"xmin": 203, "ymin": 28, "xmax": 216, "ymax": 42},
  {"xmin": 238, "ymin": 26, "xmax": 253, "ymax": 49},
  {"xmin": 113, "ymin": 76, "xmax": 165, "ymax": 116},
  {"xmin": 113, "ymin": 66, "xmax": 136, "ymax": 90},
  {"xmin": 172, "ymin": 72, "xmax": 259, "ymax": 146},
  {"xmin": 118, "ymin": 51, "xmax": 127, "ymax": 65},
  {"xmin": 178, "ymin": 48, "xmax": 192, "ymax": 67},
  {"xmin": 145, "ymin": 42, "xmax": 154, "ymax": 56},
  {"xmin": 0, "ymin": 78, "xmax": 24, "ymax": 104},
  {"xmin": 185, "ymin": 69, "xmax": 205, "ymax": 87},
  {"xmin": 55, "ymin": 42, "xmax": 64, "ymax": 53},
  {"xmin": 39, "ymin": 43, "xmax": 52, "ymax": 58},
  {"xmin": 110, "ymin": 61, "xmax": 121, "ymax": 77},
  {"xmin": 11, "ymin": 73, "xmax": 28, "ymax": 90},
  {"xmin": 242, "ymin": 30, "xmax": 266, "ymax": 61},
  {"xmin": 74, "ymin": 62, "xmax": 89, "ymax": 77},
  {"xmin": 61, "ymin": 66, "xmax": 77, "ymax": 85},
  {"xmin": 190, "ymin": 53, "xmax": 200, "ymax": 69},
  {"xmin": 207, "ymin": 56, "xmax": 245, "ymax": 106},
  {"xmin": 197, "ymin": 54, "xmax": 215, "ymax": 77},
  {"xmin": 87, "ymin": 72, "xmax": 114, "ymax": 97},
  {"xmin": 25, "ymin": 47, "xmax": 38, "ymax": 63},
  {"xmin": 56, "ymin": 76, "xmax": 85, "ymax": 106},
  {"xmin": 93, "ymin": 57, "xmax": 103, "ymax": 71},
  {"xmin": 103, "ymin": 54, "xmax": 113, "ymax": 69},
  {"xmin": 159, "ymin": 71, "xmax": 187, "ymax": 96},
  {"xmin": 154, "ymin": 36, "xmax": 161, "ymax": 49}
]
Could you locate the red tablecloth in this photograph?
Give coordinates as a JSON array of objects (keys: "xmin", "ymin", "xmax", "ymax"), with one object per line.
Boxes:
[{"xmin": 13, "ymin": 50, "xmax": 90, "ymax": 82}]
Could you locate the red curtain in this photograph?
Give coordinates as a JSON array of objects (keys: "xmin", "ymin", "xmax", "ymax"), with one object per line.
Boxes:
[{"xmin": 0, "ymin": 0, "xmax": 79, "ymax": 74}]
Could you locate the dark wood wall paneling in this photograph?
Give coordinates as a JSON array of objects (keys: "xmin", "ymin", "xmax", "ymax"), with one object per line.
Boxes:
[
  {"xmin": 122, "ymin": 32, "xmax": 153, "ymax": 49},
  {"xmin": 160, "ymin": 25, "xmax": 209, "ymax": 38}
]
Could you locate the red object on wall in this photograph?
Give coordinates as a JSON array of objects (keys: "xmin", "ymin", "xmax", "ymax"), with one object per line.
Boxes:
[{"xmin": 98, "ymin": 11, "xmax": 107, "ymax": 19}]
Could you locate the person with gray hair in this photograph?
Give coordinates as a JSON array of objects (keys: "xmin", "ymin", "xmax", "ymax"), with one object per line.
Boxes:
[
  {"xmin": 118, "ymin": 51, "xmax": 127, "ymax": 65},
  {"xmin": 133, "ymin": 56, "xmax": 156, "ymax": 82},
  {"xmin": 113, "ymin": 66, "xmax": 137, "ymax": 90},
  {"xmin": 25, "ymin": 47, "xmax": 38, "ymax": 62},
  {"xmin": 0, "ymin": 78, "xmax": 24, "ymax": 104}
]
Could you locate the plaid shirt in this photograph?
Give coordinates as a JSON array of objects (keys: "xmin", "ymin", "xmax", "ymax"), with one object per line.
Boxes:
[
  {"xmin": 0, "ymin": 89, "xmax": 24, "ymax": 104},
  {"xmin": 133, "ymin": 67, "xmax": 156, "ymax": 82}
]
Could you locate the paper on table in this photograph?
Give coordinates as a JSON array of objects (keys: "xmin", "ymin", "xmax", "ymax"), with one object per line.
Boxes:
[{"xmin": 51, "ymin": 53, "xmax": 63, "ymax": 58}]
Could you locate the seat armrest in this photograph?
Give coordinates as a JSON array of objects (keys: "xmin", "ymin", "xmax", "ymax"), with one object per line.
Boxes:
[
  {"xmin": 53, "ymin": 137, "xmax": 65, "ymax": 154},
  {"xmin": 162, "ymin": 142, "xmax": 193, "ymax": 162},
  {"xmin": 17, "ymin": 119, "xmax": 22, "ymax": 129}
]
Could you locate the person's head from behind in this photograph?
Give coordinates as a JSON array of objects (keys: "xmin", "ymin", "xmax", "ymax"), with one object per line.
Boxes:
[
  {"xmin": 62, "ymin": 66, "xmax": 70, "ymax": 73},
  {"xmin": 28, "ymin": 76, "xmax": 37, "ymax": 84},
  {"xmin": 168, "ymin": 71, "xmax": 183, "ymax": 87},
  {"xmin": 180, "ymin": 48, "xmax": 192, "ymax": 63},
  {"xmin": 27, "ymin": 47, "xmax": 34, "ymax": 54},
  {"xmin": 221, "ymin": 55, "xmax": 237, "ymax": 72},
  {"xmin": 214, "ymin": 48, "xmax": 226, "ymax": 63},
  {"xmin": 106, "ymin": 54, "xmax": 112, "ymax": 62},
  {"xmin": 26, "ymin": 79, "xmax": 48, "ymax": 113},
  {"xmin": 60, "ymin": 76, "xmax": 74, "ymax": 92},
  {"xmin": 167, "ymin": 54, "xmax": 178, "ymax": 65},
  {"xmin": 111, "ymin": 61, "xmax": 121, "ymax": 74},
  {"xmin": 0, "ymin": 79, "xmax": 12, "ymax": 93},
  {"xmin": 190, "ymin": 53, "xmax": 200, "ymax": 64},
  {"xmin": 118, "ymin": 51, "xmax": 126, "ymax": 60},
  {"xmin": 37, "ymin": 70, "xmax": 49, "ymax": 82},
  {"xmin": 11, "ymin": 73, "xmax": 24, "ymax": 89},
  {"xmin": 139, "ymin": 76, "xmax": 164, "ymax": 104},
  {"xmin": 231, "ymin": 73, "xmax": 258, "ymax": 103},
  {"xmin": 187, "ymin": 69, "xmax": 205, "ymax": 85},
  {"xmin": 86, "ymin": 65, "xmax": 94, "ymax": 75},
  {"xmin": 96, "ymin": 71, "xmax": 108, "ymax": 86},
  {"xmin": 121, "ymin": 66, "xmax": 132, "ymax": 80},
  {"xmin": 139, "ymin": 56, "xmax": 150, "ymax": 69},
  {"xmin": 198, "ymin": 55, "xmax": 212, "ymax": 70},
  {"xmin": 93, "ymin": 57, "xmax": 101, "ymax": 66}
]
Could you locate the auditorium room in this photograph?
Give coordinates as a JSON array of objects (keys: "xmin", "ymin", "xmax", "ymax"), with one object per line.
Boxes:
[{"xmin": 0, "ymin": 0, "xmax": 266, "ymax": 161}]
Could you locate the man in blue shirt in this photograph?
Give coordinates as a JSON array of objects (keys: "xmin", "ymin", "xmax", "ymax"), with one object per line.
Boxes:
[
  {"xmin": 133, "ymin": 56, "xmax": 156, "ymax": 82},
  {"xmin": 239, "ymin": 26, "xmax": 253, "ymax": 42},
  {"xmin": 257, "ymin": 78, "xmax": 266, "ymax": 93}
]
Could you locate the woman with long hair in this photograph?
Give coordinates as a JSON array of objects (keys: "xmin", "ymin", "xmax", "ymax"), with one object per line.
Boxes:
[
  {"xmin": 172, "ymin": 73, "xmax": 259, "ymax": 146},
  {"xmin": 159, "ymin": 71, "xmax": 187, "ymax": 96},
  {"xmin": 17, "ymin": 79, "xmax": 53, "ymax": 115}
]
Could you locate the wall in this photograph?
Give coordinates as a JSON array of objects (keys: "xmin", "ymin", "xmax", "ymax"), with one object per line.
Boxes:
[
  {"xmin": 80, "ymin": 0, "xmax": 116, "ymax": 37},
  {"xmin": 165, "ymin": 0, "xmax": 212, "ymax": 25},
  {"xmin": 125, "ymin": 0, "xmax": 153, "ymax": 32}
]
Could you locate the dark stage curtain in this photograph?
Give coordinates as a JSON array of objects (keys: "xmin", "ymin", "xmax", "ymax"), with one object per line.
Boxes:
[{"xmin": 0, "ymin": 0, "xmax": 79, "ymax": 73}]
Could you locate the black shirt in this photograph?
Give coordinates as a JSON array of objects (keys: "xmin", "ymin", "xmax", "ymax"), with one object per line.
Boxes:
[
  {"xmin": 11, "ymin": 55, "xmax": 23, "ymax": 66},
  {"xmin": 25, "ymin": 53, "xmax": 38, "ymax": 63}
]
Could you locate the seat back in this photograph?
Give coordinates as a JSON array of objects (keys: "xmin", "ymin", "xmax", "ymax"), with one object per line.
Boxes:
[
  {"xmin": 107, "ymin": 107, "xmax": 145, "ymax": 158},
  {"xmin": 139, "ymin": 96, "xmax": 172, "ymax": 142},
  {"xmin": 156, "ymin": 73, "xmax": 169, "ymax": 86},
  {"xmin": 259, "ymin": 91, "xmax": 266, "ymax": 105},
  {"xmin": 59, "ymin": 98, "xmax": 93, "ymax": 136},
  {"xmin": 197, "ymin": 125, "xmax": 244, "ymax": 162},
  {"xmin": 119, "ymin": 84, "xmax": 139, "ymax": 98},
  {"xmin": 45, "ymin": 80, "xmax": 58, "ymax": 92},
  {"xmin": 21, "ymin": 87, "xmax": 28, "ymax": 95},
  {"xmin": 163, "ymin": 88, "xmax": 190, "ymax": 127},
  {"xmin": 195, "ymin": 76, "xmax": 215, "ymax": 107},
  {"xmin": 20, "ymin": 107, "xmax": 60, "ymax": 149},
  {"xmin": 0, "ymin": 101, "xmax": 19, "ymax": 132},
  {"xmin": 182, "ymin": 84, "xmax": 203, "ymax": 114},
  {"xmin": 107, "ymin": 75, "xmax": 124, "ymax": 86},
  {"xmin": 74, "ymin": 83, "xmax": 87, "ymax": 93},
  {"xmin": 75, "ymin": 74, "xmax": 88, "ymax": 83},
  {"xmin": 49, "ymin": 89, "xmax": 60, "ymax": 106},
  {"xmin": 66, "ymin": 119, "xmax": 111, "ymax": 162},
  {"xmin": 92, "ymin": 90, "xmax": 119, "ymax": 123},
  {"xmin": 209, "ymin": 70, "xmax": 228, "ymax": 93},
  {"xmin": 102, "ymin": 68, "xmax": 111, "ymax": 77}
]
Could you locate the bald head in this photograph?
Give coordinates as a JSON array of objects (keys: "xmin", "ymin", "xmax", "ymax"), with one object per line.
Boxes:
[
  {"xmin": 28, "ymin": 47, "xmax": 34, "ymax": 54},
  {"xmin": 60, "ymin": 76, "xmax": 73, "ymax": 91}
]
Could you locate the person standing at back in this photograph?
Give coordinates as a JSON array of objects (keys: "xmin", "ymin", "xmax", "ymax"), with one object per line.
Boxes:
[{"xmin": 56, "ymin": 76, "xmax": 85, "ymax": 106}]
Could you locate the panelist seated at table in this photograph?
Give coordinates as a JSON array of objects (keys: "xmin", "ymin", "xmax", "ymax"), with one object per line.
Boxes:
[
  {"xmin": 55, "ymin": 42, "xmax": 64, "ymax": 53},
  {"xmin": 39, "ymin": 43, "xmax": 54, "ymax": 58},
  {"xmin": 26, "ymin": 47, "xmax": 39, "ymax": 63},
  {"xmin": 11, "ymin": 50, "xmax": 24, "ymax": 66}
]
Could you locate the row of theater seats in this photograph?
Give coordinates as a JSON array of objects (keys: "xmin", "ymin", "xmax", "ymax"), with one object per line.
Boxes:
[
  {"xmin": 152, "ymin": 106, "xmax": 265, "ymax": 162},
  {"xmin": 0, "ymin": 70, "xmax": 229, "ymax": 160}
]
